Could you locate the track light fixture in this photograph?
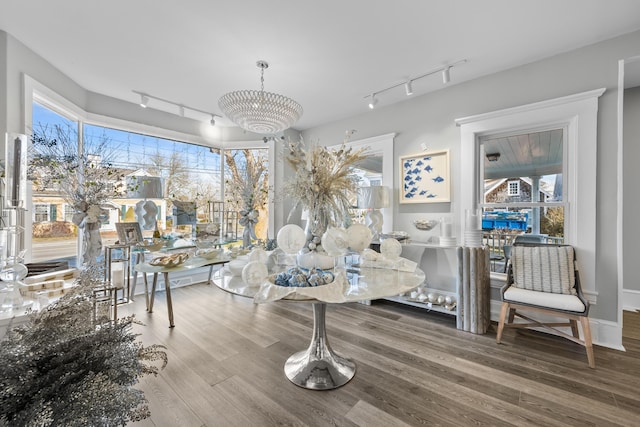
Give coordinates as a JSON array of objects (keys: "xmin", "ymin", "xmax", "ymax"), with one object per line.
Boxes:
[
  {"xmin": 442, "ymin": 66, "xmax": 451, "ymax": 84},
  {"xmin": 133, "ymin": 90, "xmax": 219, "ymax": 126},
  {"xmin": 364, "ymin": 59, "xmax": 467, "ymax": 108},
  {"xmin": 368, "ymin": 94, "xmax": 378, "ymax": 109},
  {"xmin": 404, "ymin": 81, "xmax": 414, "ymax": 96}
]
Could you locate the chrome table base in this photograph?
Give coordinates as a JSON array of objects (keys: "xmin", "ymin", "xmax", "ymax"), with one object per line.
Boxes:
[{"xmin": 284, "ymin": 303, "xmax": 356, "ymax": 390}]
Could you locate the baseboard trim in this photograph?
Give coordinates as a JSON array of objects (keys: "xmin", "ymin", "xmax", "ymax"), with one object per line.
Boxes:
[
  {"xmin": 490, "ymin": 300, "xmax": 624, "ymax": 351},
  {"xmin": 622, "ymin": 289, "xmax": 640, "ymax": 311}
]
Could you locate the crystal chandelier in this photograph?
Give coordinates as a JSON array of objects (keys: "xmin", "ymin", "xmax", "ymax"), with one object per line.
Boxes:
[{"xmin": 218, "ymin": 60, "xmax": 303, "ymax": 134}]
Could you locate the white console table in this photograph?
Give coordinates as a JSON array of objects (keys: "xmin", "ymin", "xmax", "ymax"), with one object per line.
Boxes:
[{"xmin": 384, "ymin": 242, "xmax": 490, "ymax": 334}]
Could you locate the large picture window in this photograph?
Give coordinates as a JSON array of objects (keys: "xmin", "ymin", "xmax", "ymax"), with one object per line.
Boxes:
[{"xmin": 28, "ymin": 87, "xmax": 271, "ymax": 265}]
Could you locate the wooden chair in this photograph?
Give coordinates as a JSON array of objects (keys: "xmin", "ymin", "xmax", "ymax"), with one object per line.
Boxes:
[{"xmin": 496, "ymin": 242, "xmax": 595, "ymax": 368}]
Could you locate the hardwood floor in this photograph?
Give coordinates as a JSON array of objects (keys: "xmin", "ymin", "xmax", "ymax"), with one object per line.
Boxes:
[{"xmin": 121, "ymin": 283, "xmax": 640, "ymax": 427}]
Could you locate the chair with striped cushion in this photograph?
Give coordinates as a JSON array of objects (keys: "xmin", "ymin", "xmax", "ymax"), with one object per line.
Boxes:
[{"xmin": 496, "ymin": 242, "xmax": 595, "ymax": 368}]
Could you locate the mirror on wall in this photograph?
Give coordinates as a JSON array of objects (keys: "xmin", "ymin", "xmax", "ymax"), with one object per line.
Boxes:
[
  {"xmin": 331, "ymin": 133, "xmax": 395, "ymax": 234},
  {"xmin": 621, "ymin": 55, "xmax": 640, "ymax": 325}
]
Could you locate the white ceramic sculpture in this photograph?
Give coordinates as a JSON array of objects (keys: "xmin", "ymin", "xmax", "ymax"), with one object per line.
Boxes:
[
  {"xmin": 346, "ymin": 223, "xmax": 372, "ymax": 252},
  {"xmin": 380, "ymin": 238, "xmax": 402, "ymax": 260},
  {"xmin": 321, "ymin": 227, "xmax": 349, "ymax": 256},
  {"xmin": 242, "ymin": 261, "xmax": 269, "ymax": 286},
  {"xmin": 277, "ymin": 224, "xmax": 307, "ymax": 254},
  {"xmin": 248, "ymin": 247, "xmax": 268, "ymax": 263},
  {"xmin": 228, "ymin": 259, "xmax": 246, "ymax": 276}
]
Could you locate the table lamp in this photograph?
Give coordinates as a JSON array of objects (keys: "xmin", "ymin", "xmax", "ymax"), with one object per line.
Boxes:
[
  {"xmin": 126, "ymin": 176, "xmax": 164, "ymax": 230},
  {"xmin": 357, "ymin": 186, "xmax": 390, "ymax": 241}
]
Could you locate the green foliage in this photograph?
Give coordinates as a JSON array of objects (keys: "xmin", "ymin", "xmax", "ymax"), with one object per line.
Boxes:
[
  {"xmin": 0, "ymin": 266, "xmax": 167, "ymax": 426},
  {"xmin": 540, "ymin": 207, "xmax": 565, "ymax": 237}
]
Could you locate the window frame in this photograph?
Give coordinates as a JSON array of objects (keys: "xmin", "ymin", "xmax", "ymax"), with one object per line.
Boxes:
[
  {"xmin": 23, "ymin": 75, "xmax": 274, "ymax": 264},
  {"xmin": 507, "ymin": 180, "xmax": 521, "ymax": 197},
  {"xmin": 456, "ymin": 88, "xmax": 605, "ymax": 303},
  {"xmin": 33, "ymin": 203, "xmax": 50, "ymax": 223}
]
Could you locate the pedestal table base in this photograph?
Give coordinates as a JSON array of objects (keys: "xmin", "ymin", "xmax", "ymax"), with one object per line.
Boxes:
[{"xmin": 283, "ymin": 303, "xmax": 355, "ymax": 390}]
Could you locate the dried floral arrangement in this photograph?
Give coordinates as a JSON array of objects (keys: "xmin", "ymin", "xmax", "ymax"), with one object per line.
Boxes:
[
  {"xmin": 284, "ymin": 136, "xmax": 367, "ymax": 237},
  {"xmin": 224, "ymin": 149, "xmax": 270, "ymax": 246},
  {"xmin": 29, "ymin": 125, "xmax": 125, "ymax": 263},
  {"xmin": 224, "ymin": 149, "xmax": 269, "ymax": 213},
  {"xmin": 0, "ymin": 265, "xmax": 167, "ymax": 426}
]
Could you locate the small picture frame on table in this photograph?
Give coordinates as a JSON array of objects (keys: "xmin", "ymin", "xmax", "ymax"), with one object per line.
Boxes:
[
  {"xmin": 399, "ymin": 149, "xmax": 451, "ymax": 204},
  {"xmin": 116, "ymin": 222, "xmax": 143, "ymax": 245}
]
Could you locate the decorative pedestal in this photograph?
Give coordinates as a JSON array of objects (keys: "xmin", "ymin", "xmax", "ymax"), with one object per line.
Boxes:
[
  {"xmin": 284, "ymin": 303, "xmax": 356, "ymax": 390},
  {"xmin": 456, "ymin": 246, "xmax": 491, "ymax": 334}
]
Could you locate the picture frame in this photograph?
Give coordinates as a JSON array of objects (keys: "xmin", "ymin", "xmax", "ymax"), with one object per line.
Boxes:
[
  {"xmin": 116, "ymin": 222, "xmax": 143, "ymax": 245},
  {"xmin": 399, "ymin": 149, "xmax": 451, "ymax": 204}
]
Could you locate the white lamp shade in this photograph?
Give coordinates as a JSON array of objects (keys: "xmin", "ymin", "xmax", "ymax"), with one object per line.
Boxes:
[
  {"xmin": 357, "ymin": 186, "xmax": 390, "ymax": 209},
  {"xmin": 126, "ymin": 176, "xmax": 164, "ymax": 199}
]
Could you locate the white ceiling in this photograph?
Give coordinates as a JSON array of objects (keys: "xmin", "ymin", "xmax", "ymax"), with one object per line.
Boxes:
[{"xmin": 2, "ymin": 1, "xmax": 640, "ymax": 131}]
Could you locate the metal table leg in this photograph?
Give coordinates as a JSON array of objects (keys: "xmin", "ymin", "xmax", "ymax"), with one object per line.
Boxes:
[
  {"xmin": 130, "ymin": 251, "xmax": 141, "ymax": 301},
  {"xmin": 148, "ymin": 273, "xmax": 158, "ymax": 313},
  {"xmin": 163, "ymin": 272, "xmax": 174, "ymax": 328},
  {"xmin": 283, "ymin": 303, "xmax": 355, "ymax": 390}
]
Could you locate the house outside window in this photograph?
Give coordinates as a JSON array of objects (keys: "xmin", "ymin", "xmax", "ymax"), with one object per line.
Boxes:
[
  {"xmin": 62, "ymin": 204, "xmax": 74, "ymax": 222},
  {"xmin": 480, "ymin": 128, "xmax": 566, "ymax": 240}
]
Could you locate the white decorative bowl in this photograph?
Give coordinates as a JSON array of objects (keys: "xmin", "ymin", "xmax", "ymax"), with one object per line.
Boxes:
[
  {"xmin": 380, "ymin": 231, "xmax": 409, "ymax": 242},
  {"xmin": 196, "ymin": 248, "xmax": 223, "ymax": 260},
  {"xmin": 413, "ymin": 219, "xmax": 439, "ymax": 231}
]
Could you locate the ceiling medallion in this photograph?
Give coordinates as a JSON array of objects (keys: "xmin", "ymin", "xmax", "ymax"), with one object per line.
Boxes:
[{"xmin": 218, "ymin": 60, "xmax": 303, "ymax": 134}]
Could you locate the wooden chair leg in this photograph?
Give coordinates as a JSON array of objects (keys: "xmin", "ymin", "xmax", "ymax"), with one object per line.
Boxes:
[
  {"xmin": 507, "ymin": 307, "xmax": 516, "ymax": 323},
  {"xmin": 570, "ymin": 319, "xmax": 580, "ymax": 338},
  {"xmin": 496, "ymin": 302, "xmax": 510, "ymax": 343},
  {"xmin": 580, "ymin": 316, "xmax": 595, "ymax": 368}
]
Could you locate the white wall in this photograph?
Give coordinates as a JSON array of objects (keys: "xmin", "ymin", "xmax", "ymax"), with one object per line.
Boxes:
[
  {"xmin": 623, "ymin": 86, "xmax": 640, "ymax": 294},
  {"xmin": 302, "ymin": 29, "xmax": 640, "ymax": 325}
]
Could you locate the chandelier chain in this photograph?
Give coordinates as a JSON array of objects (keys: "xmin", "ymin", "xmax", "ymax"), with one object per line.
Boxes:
[{"xmin": 260, "ymin": 67, "xmax": 265, "ymax": 93}]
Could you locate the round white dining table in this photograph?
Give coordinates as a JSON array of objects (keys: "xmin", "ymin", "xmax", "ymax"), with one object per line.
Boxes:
[{"xmin": 213, "ymin": 263, "xmax": 425, "ymax": 390}]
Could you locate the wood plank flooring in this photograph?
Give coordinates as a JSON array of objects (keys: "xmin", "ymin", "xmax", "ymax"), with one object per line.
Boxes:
[{"xmin": 121, "ymin": 283, "xmax": 640, "ymax": 427}]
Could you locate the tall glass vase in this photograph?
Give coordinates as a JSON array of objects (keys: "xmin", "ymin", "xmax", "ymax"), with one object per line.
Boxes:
[
  {"xmin": 239, "ymin": 209, "xmax": 259, "ymax": 249},
  {"xmin": 81, "ymin": 222, "xmax": 103, "ymax": 266}
]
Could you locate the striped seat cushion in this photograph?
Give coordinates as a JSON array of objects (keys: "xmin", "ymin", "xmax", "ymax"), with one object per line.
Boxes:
[{"xmin": 511, "ymin": 246, "xmax": 576, "ymax": 295}]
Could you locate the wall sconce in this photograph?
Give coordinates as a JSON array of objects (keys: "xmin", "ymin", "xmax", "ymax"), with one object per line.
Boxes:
[{"xmin": 486, "ymin": 152, "xmax": 501, "ymax": 162}]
